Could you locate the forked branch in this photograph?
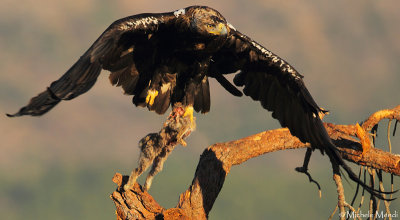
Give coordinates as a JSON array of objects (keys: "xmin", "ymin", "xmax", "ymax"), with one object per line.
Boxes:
[{"xmin": 111, "ymin": 105, "xmax": 400, "ymax": 219}]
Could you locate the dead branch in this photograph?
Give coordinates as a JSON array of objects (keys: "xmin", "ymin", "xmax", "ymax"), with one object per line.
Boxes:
[{"xmin": 111, "ymin": 105, "xmax": 400, "ymax": 219}]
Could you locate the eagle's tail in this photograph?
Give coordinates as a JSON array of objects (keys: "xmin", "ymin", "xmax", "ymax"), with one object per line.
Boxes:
[
  {"xmin": 301, "ymin": 114, "xmax": 395, "ymax": 200},
  {"xmin": 7, "ymin": 54, "xmax": 102, "ymax": 117},
  {"xmin": 321, "ymin": 127, "xmax": 395, "ymax": 201}
]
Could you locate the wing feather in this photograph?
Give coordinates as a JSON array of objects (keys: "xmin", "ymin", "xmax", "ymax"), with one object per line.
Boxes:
[
  {"xmin": 109, "ymin": 64, "xmax": 140, "ymax": 95},
  {"xmin": 209, "ymin": 29, "xmax": 385, "ymax": 198},
  {"xmin": 8, "ymin": 12, "xmax": 176, "ymax": 117},
  {"xmin": 211, "ymin": 31, "xmax": 323, "ymax": 145}
]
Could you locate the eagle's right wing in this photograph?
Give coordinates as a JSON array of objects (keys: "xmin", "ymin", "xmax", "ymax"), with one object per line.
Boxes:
[
  {"xmin": 209, "ymin": 28, "xmax": 390, "ymax": 199},
  {"xmin": 7, "ymin": 12, "xmax": 178, "ymax": 117}
]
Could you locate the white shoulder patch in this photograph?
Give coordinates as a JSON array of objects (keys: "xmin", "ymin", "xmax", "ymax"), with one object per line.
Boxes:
[
  {"xmin": 250, "ymin": 40, "xmax": 300, "ymax": 79},
  {"xmin": 174, "ymin": 8, "xmax": 185, "ymax": 18},
  {"xmin": 119, "ymin": 16, "xmax": 159, "ymax": 30},
  {"xmin": 227, "ymin": 23, "xmax": 236, "ymax": 31}
]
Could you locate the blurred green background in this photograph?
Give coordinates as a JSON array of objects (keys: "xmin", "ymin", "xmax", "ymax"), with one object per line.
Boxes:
[{"xmin": 1, "ymin": 0, "xmax": 399, "ymax": 219}]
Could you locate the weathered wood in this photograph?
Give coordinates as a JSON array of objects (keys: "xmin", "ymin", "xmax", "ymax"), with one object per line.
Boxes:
[{"xmin": 111, "ymin": 105, "xmax": 400, "ymax": 219}]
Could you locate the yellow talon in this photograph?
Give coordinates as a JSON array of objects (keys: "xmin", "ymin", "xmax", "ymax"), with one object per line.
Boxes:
[
  {"xmin": 183, "ymin": 106, "xmax": 194, "ymax": 123},
  {"xmin": 145, "ymin": 90, "xmax": 158, "ymax": 106}
]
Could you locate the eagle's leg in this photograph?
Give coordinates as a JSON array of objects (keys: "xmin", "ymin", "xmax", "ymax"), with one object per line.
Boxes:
[{"xmin": 295, "ymin": 148, "xmax": 322, "ymax": 197}]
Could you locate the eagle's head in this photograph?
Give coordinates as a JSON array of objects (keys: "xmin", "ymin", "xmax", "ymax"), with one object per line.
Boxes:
[{"xmin": 186, "ymin": 6, "xmax": 229, "ymax": 37}]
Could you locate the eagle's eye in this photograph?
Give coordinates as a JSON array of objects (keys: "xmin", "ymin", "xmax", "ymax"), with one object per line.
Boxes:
[{"xmin": 205, "ymin": 22, "xmax": 228, "ymax": 36}]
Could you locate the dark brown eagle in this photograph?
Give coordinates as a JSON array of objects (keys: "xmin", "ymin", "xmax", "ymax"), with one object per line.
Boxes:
[{"xmin": 7, "ymin": 6, "xmax": 382, "ymax": 197}]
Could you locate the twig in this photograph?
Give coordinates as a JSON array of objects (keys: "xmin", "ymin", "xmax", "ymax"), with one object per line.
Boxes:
[
  {"xmin": 367, "ymin": 168, "xmax": 377, "ymax": 220},
  {"xmin": 334, "ymin": 173, "xmax": 346, "ymax": 220},
  {"xmin": 350, "ymin": 167, "xmax": 363, "ymax": 207},
  {"xmin": 356, "ymin": 167, "xmax": 367, "ymax": 213},
  {"xmin": 329, "ymin": 205, "xmax": 338, "ymax": 220},
  {"xmin": 344, "ymin": 202, "xmax": 362, "ymax": 220},
  {"xmin": 295, "ymin": 148, "xmax": 322, "ymax": 198},
  {"xmin": 378, "ymin": 170, "xmax": 392, "ymax": 220}
]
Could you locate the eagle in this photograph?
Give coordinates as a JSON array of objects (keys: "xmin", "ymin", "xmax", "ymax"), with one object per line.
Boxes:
[{"xmin": 7, "ymin": 6, "xmax": 381, "ymax": 197}]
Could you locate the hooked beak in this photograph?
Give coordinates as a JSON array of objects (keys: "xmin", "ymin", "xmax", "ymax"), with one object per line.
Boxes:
[{"xmin": 208, "ymin": 23, "xmax": 228, "ymax": 35}]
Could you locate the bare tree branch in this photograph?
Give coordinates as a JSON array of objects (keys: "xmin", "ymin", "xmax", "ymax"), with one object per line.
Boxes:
[{"xmin": 111, "ymin": 105, "xmax": 400, "ymax": 219}]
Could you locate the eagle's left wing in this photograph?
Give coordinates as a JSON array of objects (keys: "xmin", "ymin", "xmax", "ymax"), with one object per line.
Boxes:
[
  {"xmin": 209, "ymin": 27, "xmax": 385, "ymax": 198},
  {"xmin": 7, "ymin": 12, "xmax": 177, "ymax": 117}
]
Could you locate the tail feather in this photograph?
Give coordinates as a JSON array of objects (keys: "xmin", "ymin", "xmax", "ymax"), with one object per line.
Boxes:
[
  {"xmin": 297, "ymin": 115, "xmax": 397, "ymax": 201},
  {"xmin": 320, "ymin": 123, "xmax": 396, "ymax": 201},
  {"xmin": 194, "ymin": 76, "xmax": 210, "ymax": 113}
]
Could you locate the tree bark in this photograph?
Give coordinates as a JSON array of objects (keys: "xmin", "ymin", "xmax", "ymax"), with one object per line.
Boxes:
[{"xmin": 110, "ymin": 105, "xmax": 400, "ymax": 219}]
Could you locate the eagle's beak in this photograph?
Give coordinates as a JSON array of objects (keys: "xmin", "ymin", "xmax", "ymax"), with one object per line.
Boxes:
[{"xmin": 209, "ymin": 23, "xmax": 228, "ymax": 35}]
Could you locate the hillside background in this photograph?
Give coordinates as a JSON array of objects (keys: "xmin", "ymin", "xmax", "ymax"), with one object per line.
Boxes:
[{"xmin": 1, "ymin": 0, "xmax": 399, "ymax": 219}]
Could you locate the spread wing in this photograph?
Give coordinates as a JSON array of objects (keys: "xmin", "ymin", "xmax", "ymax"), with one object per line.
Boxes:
[
  {"xmin": 209, "ymin": 28, "xmax": 385, "ymax": 197},
  {"xmin": 7, "ymin": 12, "xmax": 177, "ymax": 117},
  {"xmin": 210, "ymin": 29, "xmax": 328, "ymax": 150}
]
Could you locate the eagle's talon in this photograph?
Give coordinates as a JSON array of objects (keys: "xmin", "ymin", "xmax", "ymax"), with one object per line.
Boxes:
[
  {"xmin": 145, "ymin": 90, "xmax": 158, "ymax": 106},
  {"xmin": 183, "ymin": 106, "xmax": 194, "ymax": 124}
]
